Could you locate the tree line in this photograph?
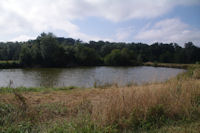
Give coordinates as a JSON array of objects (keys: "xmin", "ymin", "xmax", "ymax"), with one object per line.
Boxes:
[{"xmin": 0, "ymin": 33, "xmax": 200, "ymax": 67}]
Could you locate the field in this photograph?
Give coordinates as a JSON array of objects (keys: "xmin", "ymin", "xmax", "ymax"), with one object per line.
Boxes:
[{"xmin": 0, "ymin": 64, "xmax": 200, "ymax": 132}]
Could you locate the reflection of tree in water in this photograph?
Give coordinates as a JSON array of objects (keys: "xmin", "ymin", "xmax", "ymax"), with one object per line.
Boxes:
[
  {"xmin": 107, "ymin": 67, "xmax": 130, "ymax": 87},
  {"xmin": 79, "ymin": 67, "xmax": 96, "ymax": 87},
  {"xmin": 64, "ymin": 67, "xmax": 96, "ymax": 88},
  {"xmin": 92, "ymin": 67, "xmax": 130, "ymax": 87},
  {"xmin": 116, "ymin": 67, "xmax": 130, "ymax": 86},
  {"xmin": 22, "ymin": 68, "xmax": 64, "ymax": 87},
  {"xmin": 19, "ymin": 67, "xmax": 184, "ymax": 88}
]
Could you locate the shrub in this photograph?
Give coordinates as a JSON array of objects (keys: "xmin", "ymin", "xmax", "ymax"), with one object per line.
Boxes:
[{"xmin": 144, "ymin": 104, "xmax": 167, "ymax": 129}]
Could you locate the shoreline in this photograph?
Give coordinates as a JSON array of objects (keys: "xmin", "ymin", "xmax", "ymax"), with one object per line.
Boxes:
[
  {"xmin": 0, "ymin": 61, "xmax": 194, "ymax": 69},
  {"xmin": 143, "ymin": 62, "xmax": 194, "ymax": 69}
]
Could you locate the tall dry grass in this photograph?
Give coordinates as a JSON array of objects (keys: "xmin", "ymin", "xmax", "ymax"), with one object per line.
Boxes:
[{"xmin": 89, "ymin": 68, "xmax": 200, "ymax": 128}]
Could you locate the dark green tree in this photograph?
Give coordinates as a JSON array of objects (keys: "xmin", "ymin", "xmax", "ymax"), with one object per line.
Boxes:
[
  {"xmin": 38, "ymin": 33, "xmax": 60, "ymax": 66},
  {"xmin": 75, "ymin": 45, "xmax": 101, "ymax": 66},
  {"xmin": 19, "ymin": 45, "xmax": 32, "ymax": 66}
]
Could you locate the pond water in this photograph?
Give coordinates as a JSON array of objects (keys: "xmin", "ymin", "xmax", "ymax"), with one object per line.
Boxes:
[{"xmin": 0, "ymin": 66, "xmax": 185, "ymax": 88}]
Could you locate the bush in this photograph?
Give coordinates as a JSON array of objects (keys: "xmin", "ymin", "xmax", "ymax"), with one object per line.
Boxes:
[
  {"xmin": 144, "ymin": 104, "xmax": 167, "ymax": 129},
  {"xmin": 127, "ymin": 105, "xmax": 168, "ymax": 131}
]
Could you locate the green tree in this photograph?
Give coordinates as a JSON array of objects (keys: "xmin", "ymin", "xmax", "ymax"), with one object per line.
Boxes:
[
  {"xmin": 104, "ymin": 48, "xmax": 135, "ymax": 66},
  {"xmin": 19, "ymin": 45, "xmax": 32, "ymax": 66},
  {"xmin": 31, "ymin": 44, "xmax": 43, "ymax": 65},
  {"xmin": 64, "ymin": 46, "xmax": 77, "ymax": 66},
  {"xmin": 38, "ymin": 33, "xmax": 60, "ymax": 66},
  {"xmin": 75, "ymin": 45, "xmax": 101, "ymax": 66}
]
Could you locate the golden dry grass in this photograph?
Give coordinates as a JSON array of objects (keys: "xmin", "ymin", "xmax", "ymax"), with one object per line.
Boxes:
[{"xmin": 92, "ymin": 79, "xmax": 200, "ymax": 125}]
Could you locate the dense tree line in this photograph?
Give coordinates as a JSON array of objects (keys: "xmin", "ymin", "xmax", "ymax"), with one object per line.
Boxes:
[{"xmin": 0, "ymin": 33, "xmax": 200, "ymax": 67}]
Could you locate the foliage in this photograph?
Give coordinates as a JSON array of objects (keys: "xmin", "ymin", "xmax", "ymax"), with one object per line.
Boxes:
[
  {"xmin": 104, "ymin": 48, "xmax": 136, "ymax": 66},
  {"xmin": 19, "ymin": 45, "xmax": 32, "ymax": 66},
  {"xmin": 1, "ymin": 33, "xmax": 200, "ymax": 67},
  {"xmin": 75, "ymin": 45, "xmax": 102, "ymax": 66}
]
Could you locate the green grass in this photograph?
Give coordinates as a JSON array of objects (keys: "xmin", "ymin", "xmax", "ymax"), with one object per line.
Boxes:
[
  {"xmin": 148, "ymin": 121, "xmax": 200, "ymax": 133},
  {"xmin": 0, "ymin": 102, "xmax": 117, "ymax": 133},
  {"xmin": 0, "ymin": 86, "xmax": 78, "ymax": 93},
  {"xmin": 0, "ymin": 60, "xmax": 19, "ymax": 63},
  {"xmin": 0, "ymin": 60, "xmax": 21, "ymax": 69}
]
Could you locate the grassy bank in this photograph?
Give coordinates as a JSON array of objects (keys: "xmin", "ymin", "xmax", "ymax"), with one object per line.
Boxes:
[
  {"xmin": 0, "ymin": 86, "xmax": 78, "ymax": 93},
  {"xmin": 143, "ymin": 62, "xmax": 194, "ymax": 69},
  {"xmin": 0, "ymin": 60, "xmax": 21, "ymax": 69},
  {"xmin": 0, "ymin": 65, "xmax": 200, "ymax": 132}
]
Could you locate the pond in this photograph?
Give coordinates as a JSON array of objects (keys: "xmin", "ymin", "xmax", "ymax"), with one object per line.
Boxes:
[{"xmin": 0, "ymin": 66, "xmax": 185, "ymax": 88}]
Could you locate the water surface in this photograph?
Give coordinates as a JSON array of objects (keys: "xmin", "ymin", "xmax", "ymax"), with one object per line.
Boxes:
[{"xmin": 0, "ymin": 66, "xmax": 184, "ymax": 88}]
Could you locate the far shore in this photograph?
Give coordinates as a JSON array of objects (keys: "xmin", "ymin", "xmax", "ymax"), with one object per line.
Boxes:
[
  {"xmin": 143, "ymin": 62, "xmax": 194, "ymax": 69},
  {"xmin": 0, "ymin": 60, "xmax": 195, "ymax": 69}
]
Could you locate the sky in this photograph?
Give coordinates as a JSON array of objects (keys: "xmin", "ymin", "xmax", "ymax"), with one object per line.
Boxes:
[{"xmin": 0, "ymin": 0, "xmax": 200, "ymax": 46}]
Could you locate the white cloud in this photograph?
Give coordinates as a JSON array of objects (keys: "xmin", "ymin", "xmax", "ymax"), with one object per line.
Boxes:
[
  {"xmin": 0, "ymin": 0, "xmax": 116, "ymax": 42},
  {"xmin": 0, "ymin": 0, "xmax": 199, "ymax": 42},
  {"xmin": 11, "ymin": 35, "xmax": 35, "ymax": 42},
  {"xmin": 62, "ymin": 0, "xmax": 199, "ymax": 22},
  {"xmin": 115, "ymin": 27, "xmax": 135, "ymax": 41},
  {"xmin": 135, "ymin": 18, "xmax": 200, "ymax": 46}
]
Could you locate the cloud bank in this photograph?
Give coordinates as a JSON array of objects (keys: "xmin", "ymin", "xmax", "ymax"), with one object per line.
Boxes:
[
  {"xmin": 135, "ymin": 18, "xmax": 200, "ymax": 46},
  {"xmin": 0, "ymin": 0, "xmax": 200, "ymax": 44}
]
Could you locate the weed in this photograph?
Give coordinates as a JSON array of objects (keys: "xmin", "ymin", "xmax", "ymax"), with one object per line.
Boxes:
[{"xmin": 144, "ymin": 104, "xmax": 168, "ymax": 129}]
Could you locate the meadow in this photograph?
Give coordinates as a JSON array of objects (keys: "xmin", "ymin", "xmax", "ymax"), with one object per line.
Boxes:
[{"xmin": 0, "ymin": 64, "xmax": 200, "ymax": 133}]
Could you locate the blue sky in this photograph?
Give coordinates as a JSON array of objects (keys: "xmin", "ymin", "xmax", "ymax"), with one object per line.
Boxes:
[{"xmin": 0, "ymin": 0, "xmax": 200, "ymax": 46}]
